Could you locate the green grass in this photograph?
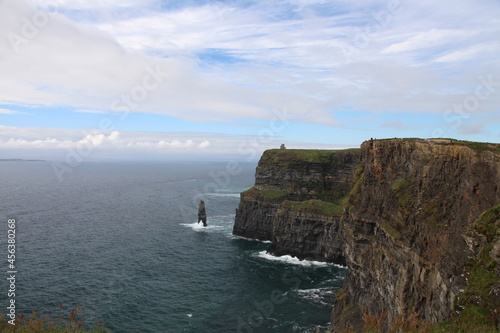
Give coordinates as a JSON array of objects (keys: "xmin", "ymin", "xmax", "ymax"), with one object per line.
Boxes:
[
  {"xmin": 474, "ymin": 203, "xmax": 500, "ymax": 242},
  {"xmin": 392, "ymin": 178, "xmax": 408, "ymax": 191},
  {"xmin": 429, "ymin": 139, "xmax": 500, "ymax": 154},
  {"xmin": 377, "ymin": 138, "xmax": 500, "ymax": 154},
  {"xmin": 261, "ymin": 189, "xmax": 288, "ymax": 199},
  {"xmin": 335, "ymin": 288, "xmax": 348, "ymax": 302},
  {"xmin": 454, "ymin": 203, "xmax": 500, "ymax": 328},
  {"xmin": 342, "ymin": 164, "xmax": 364, "ymax": 209},
  {"xmin": 457, "ymin": 141, "xmax": 500, "ymax": 154},
  {"xmin": 391, "ymin": 178, "xmax": 413, "ymax": 210},
  {"xmin": 262, "ymin": 148, "xmax": 360, "ymax": 164},
  {"xmin": 241, "ymin": 186, "xmax": 258, "ymax": 200},
  {"xmin": 282, "ymin": 199, "xmax": 344, "ymax": 217},
  {"xmin": 430, "ymin": 323, "xmax": 500, "ymax": 333},
  {"xmin": 380, "ymin": 222, "xmax": 401, "ymax": 239}
]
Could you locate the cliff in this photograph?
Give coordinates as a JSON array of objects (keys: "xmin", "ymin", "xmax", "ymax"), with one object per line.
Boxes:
[
  {"xmin": 232, "ymin": 139, "xmax": 500, "ymax": 331},
  {"xmin": 333, "ymin": 139, "xmax": 500, "ymax": 331},
  {"xmin": 233, "ymin": 149, "xmax": 361, "ymax": 261}
]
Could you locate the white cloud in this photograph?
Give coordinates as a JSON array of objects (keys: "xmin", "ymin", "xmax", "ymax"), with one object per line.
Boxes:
[
  {"xmin": 433, "ymin": 42, "xmax": 500, "ymax": 63},
  {"xmin": 382, "ymin": 29, "xmax": 467, "ymax": 54},
  {"xmin": 0, "ymin": 0, "xmax": 340, "ymax": 125},
  {"xmin": 157, "ymin": 139, "xmax": 193, "ymax": 148},
  {"xmin": 0, "ymin": 127, "xmax": 219, "ymax": 156},
  {"xmin": 1, "ymin": 0, "xmax": 500, "ymax": 148},
  {"xmin": 34, "ymin": 0, "xmax": 154, "ymax": 11},
  {"xmin": 199, "ymin": 140, "xmax": 210, "ymax": 149},
  {"xmin": 0, "ymin": 129, "xmax": 203, "ymax": 151},
  {"xmin": 75, "ymin": 109, "xmax": 110, "ymax": 114},
  {"xmin": 0, "ymin": 108, "xmax": 29, "ymax": 115},
  {"xmin": 0, "ymin": 126, "xmax": 347, "ymax": 161}
]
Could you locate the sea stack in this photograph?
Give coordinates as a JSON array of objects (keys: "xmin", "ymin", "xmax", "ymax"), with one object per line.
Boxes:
[{"xmin": 198, "ymin": 200, "xmax": 207, "ymax": 227}]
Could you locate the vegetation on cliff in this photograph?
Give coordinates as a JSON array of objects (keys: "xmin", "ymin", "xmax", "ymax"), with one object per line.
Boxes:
[
  {"xmin": 260, "ymin": 148, "xmax": 359, "ymax": 164},
  {"xmin": 241, "ymin": 187, "xmax": 288, "ymax": 201},
  {"xmin": 281, "ymin": 199, "xmax": 344, "ymax": 217},
  {"xmin": 329, "ymin": 311, "xmax": 500, "ymax": 332},
  {"xmin": 0, "ymin": 307, "xmax": 109, "ymax": 333},
  {"xmin": 341, "ymin": 163, "xmax": 364, "ymax": 210},
  {"xmin": 432, "ymin": 139, "xmax": 500, "ymax": 154},
  {"xmin": 255, "ymin": 148, "xmax": 361, "ymax": 202},
  {"xmin": 377, "ymin": 138, "xmax": 500, "ymax": 154},
  {"xmin": 454, "ymin": 203, "xmax": 500, "ymax": 329}
]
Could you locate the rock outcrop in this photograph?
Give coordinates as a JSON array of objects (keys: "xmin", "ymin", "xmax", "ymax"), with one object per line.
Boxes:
[
  {"xmin": 232, "ymin": 139, "xmax": 500, "ymax": 331},
  {"xmin": 332, "ymin": 139, "xmax": 500, "ymax": 331},
  {"xmin": 233, "ymin": 149, "xmax": 361, "ymax": 249},
  {"xmin": 198, "ymin": 200, "xmax": 207, "ymax": 227}
]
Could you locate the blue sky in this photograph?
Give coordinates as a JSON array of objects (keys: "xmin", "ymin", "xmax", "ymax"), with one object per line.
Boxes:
[{"xmin": 0, "ymin": 0, "xmax": 499, "ymax": 161}]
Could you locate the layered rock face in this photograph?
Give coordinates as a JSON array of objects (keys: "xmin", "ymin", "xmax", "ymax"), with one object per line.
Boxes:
[
  {"xmin": 233, "ymin": 139, "xmax": 500, "ymax": 331},
  {"xmin": 332, "ymin": 139, "xmax": 500, "ymax": 330},
  {"xmin": 268, "ymin": 206, "xmax": 346, "ymax": 264},
  {"xmin": 232, "ymin": 149, "xmax": 360, "ymax": 250}
]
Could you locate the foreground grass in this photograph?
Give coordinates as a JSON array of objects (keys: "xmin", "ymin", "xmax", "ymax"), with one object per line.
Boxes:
[
  {"xmin": 0, "ymin": 306, "xmax": 110, "ymax": 333},
  {"xmin": 328, "ymin": 312, "xmax": 500, "ymax": 333}
]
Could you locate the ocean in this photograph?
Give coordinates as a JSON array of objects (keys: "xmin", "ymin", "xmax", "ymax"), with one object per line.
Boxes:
[{"xmin": 0, "ymin": 161, "xmax": 346, "ymax": 332}]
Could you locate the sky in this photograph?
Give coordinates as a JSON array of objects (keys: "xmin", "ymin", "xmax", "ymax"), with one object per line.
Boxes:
[{"xmin": 0, "ymin": 0, "xmax": 499, "ymax": 161}]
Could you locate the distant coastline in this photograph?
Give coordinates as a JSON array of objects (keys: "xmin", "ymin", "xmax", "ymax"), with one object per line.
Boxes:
[{"xmin": 0, "ymin": 159, "xmax": 48, "ymax": 162}]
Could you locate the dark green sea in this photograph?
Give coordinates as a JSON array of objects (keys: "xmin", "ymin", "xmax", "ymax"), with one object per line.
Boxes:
[{"xmin": 0, "ymin": 161, "xmax": 346, "ymax": 332}]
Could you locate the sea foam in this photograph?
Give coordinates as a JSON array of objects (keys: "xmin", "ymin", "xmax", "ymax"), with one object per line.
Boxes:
[
  {"xmin": 180, "ymin": 222, "xmax": 225, "ymax": 232},
  {"xmin": 256, "ymin": 251, "xmax": 333, "ymax": 267}
]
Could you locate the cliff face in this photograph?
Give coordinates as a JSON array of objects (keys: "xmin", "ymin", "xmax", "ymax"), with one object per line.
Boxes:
[
  {"xmin": 268, "ymin": 204, "xmax": 346, "ymax": 264},
  {"xmin": 233, "ymin": 149, "xmax": 360, "ymax": 249},
  {"xmin": 233, "ymin": 139, "xmax": 500, "ymax": 331},
  {"xmin": 332, "ymin": 139, "xmax": 500, "ymax": 330},
  {"xmin": 233, "ymin": 197, "xmax": 278, "ymax": 241}
]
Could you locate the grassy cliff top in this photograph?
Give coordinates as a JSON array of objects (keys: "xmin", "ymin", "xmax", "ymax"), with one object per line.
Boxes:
[
  {"xmin": 449, "ymin": 139, "xmax": 500, "ymax": 153},
  {"xmin": 264, "ymin": 139, "xmax": 500, "ymax": 164},
  {"xmin": 364, "ymin": 138, "xmax": 500, "ymax": 154},
  {"xmin": 261, "ymin": 148, "xmax": 360, "ymax": 164}
]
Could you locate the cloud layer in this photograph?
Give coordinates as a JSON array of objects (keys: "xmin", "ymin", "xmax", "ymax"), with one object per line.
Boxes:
[
  {"xmin": 0, "ymin": 0, "xmax": 499, "ymax": 159},
  {"xmin": 0, "ymin": 125, "xmax": 343, "ymax": 161}
]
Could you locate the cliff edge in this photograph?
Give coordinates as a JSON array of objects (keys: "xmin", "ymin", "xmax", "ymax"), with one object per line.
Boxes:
[
  {"xmin": 233, "ymin": 139, "xmax": 500, "ymax": 331},
  {"xmin": 233, "ymin": 148, "xmax": 360, "ymax": 262}
]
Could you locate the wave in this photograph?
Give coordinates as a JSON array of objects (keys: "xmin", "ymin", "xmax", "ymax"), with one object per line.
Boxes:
[
  {"xmin": 205, "ymin": 193, "xmax": 241, "ymax": 198},
  {"xmin": 295, "ymin": 287, "xmax": 336, "ymax": 306},
  {"xmin": 180, "ymin": 222, "xmax": 225, "ymax": 232},
  {"xmin": 255, "ymin": 251, "xmax": 334, "ymax": 267},
  {"xmin": 231, "ymin": 235, "xmax": 272, "ymax": 243}
]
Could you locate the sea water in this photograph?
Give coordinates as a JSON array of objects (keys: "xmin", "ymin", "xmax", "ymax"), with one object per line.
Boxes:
[{"xmin": 0, "ymin": 161, "xmax": 346, "ymax": 332}]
